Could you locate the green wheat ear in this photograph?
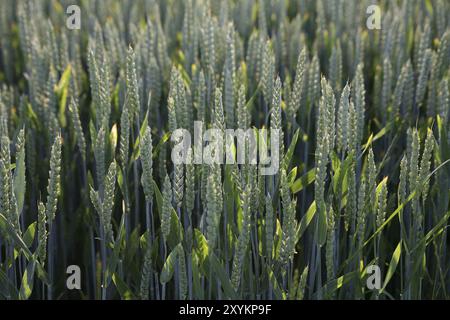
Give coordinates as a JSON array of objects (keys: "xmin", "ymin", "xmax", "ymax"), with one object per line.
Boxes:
[
  {"xmin": 37, "ymin": 201, "xmax": 48, "ymax": 265},
  {"xmin": 126, "ymin": 45, "xmax": 140, "ymax": 121},
  {"xmin": 1, "ymin": 134, "xmax": 20, "ymax": 234},
  {"xmin": 419, "ymin": 129, "xmax": 434, "ymax": 202},
  {"xmin": 177, "ymin": 244, "xmax": 188, "ymax": 300},
  {"xmin": 119, "ymin": 103, "xmax": 130, "ymax": 170},
  {"xmin": 161, "ymin": 174, "xmax": 173, "ymax": 242},
  {"xmin": 288, "ymin": 47, "xmax": 307, "ymax": 120},
  {"xmin": 94, "ymin": 126, "xmax": 106, "ymax": 193},
  {"xmin": 140, "ymin": 125, "xmax": 154, "ymax": 203},
  {"xmin": 173, "ymin": 163, "xmax": 184, "ymax": 209},
  {"xmin": 46, "ymin": 134, "xmax": 61, "ymax": 224},
  {"xmin": 231, "ymin": 186, "xmax": 251, "ymax": 291},
  {"xmin": 326, "ymin": 207, "xmax": 336, "ymax": 281},
  {"xmin": 265, "ymin": 194, "xmax": 274, "ymax": 261},
  {"xmin": 102, "ymin": 161, "xmax": 117, "ymax": 243},
  {"xmin": 68, "ymin": 98, "xmax": 86, "ymax": 160},
  {"xmin": 185, "ymin": 148, "xmax": 195, "ymax": 214}
]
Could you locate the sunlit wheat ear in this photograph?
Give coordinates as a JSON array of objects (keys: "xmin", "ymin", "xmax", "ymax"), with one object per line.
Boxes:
[
  {"xmin": 271, "ymin": 76, "xmax": 284, "ymax": 158},
  {"xmin": 46, "ymin": 135, "xmax": 61, "ymax": 224},
  {"xmin": 119, "ymin": 103, "xmax": 130, "ymax": 170},
  {"xmin": 89, "ymin": 185, "xmax": 103, "ymax": 232},
  {"xmin": 408, "ymin": 128, "xmax": 420, "ymax": 220},
  {"xmin": 102, "ymin": 161, "xmax": 117, "ymax": 243},
  {"xmin": 419, "ymin": 129, "xmax": 434, "ymax": 202},
  {"xmin": 376, "ymin": 180, "xmax": 388, "ymax": 230},
  {"xmin": 320, "ymin": 77, "xmax": 336, "ymax": 154},
  {"xmin": 167, "ymin": 96, "xmax": 178, "ymax": 134},
  {"xmin": 0, "ymin": 135, "xmax": 18, "ymax": 233},
  {"xmin": 314, "ymin": 78, "xmax": 335, "ymax": 228},
  {"xmin": 261, "ymin": 40, "xmax": 275, "ymax": 104},
  {"xmin": 174, "ymin": 67, "xmax": 190, "ymax": 133},
  {"xmin": 12, "ymin": 128, "xmax": 26, "ymax": 232},
  {"xmin": 94, "ymin": 126, "xmax": 106, "ymax": 192},
  {"xmin": 398, "ymin": 155, "xmax": 408, "ymax": 212},
  {"xmin": 140, "ymin": 125, "xmax": 153, "ymax": 202},
  {"xmin": 336, "ymin": 83, "xmax": 350, "ymax": 153},
  {"xmin": 367, "ymin": 147, "xmax": 377, "ymax": 212},
  {"xmin": 126, "ymin": 45, "xmax": 140, "ymax": 121}
]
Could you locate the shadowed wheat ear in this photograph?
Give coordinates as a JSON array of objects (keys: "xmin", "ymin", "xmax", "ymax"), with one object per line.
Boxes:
[
  {"xmin": 206, "ymin": 164, "xmax": 222, "ymax": 250},
  {"xmin": 161, "ymin": 174, "xmax": 173, "ymax": 241},
  {"xmin": 279, "ymin": 169, "xmax": 297, "ymax": 266},
  {"xmin": 89, "ymin": 161, "xmax": 117, "ymax": 244},
  {"xmin": 231, "ymin": 186, "xmax": 251, "ymax": 291},
  {"xmin": 68, "ymin": 98, "xmax": 86, "ymax": 160},
  {"xmin": 185, "ymin": 148, "xmax": 195, "ymax": 214},
  {"xmin": 288, "ymin": 47, "xmax": 307, "ymax": 120},
  {"xmin": 265, "ymin": 194, "xmax": 274, "ymax": 261},
  {"xmin": 174, "ymin": 163, "xmax": 184, "ymax": 209},
  {"xmin": 37, "ymin": 201, "xmax": 47, "ymax": 265}
]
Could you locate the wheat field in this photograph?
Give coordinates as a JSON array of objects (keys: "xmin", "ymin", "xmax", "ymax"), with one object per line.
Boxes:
[{"xmin": 0, "ymin": 0, "xmax": 449, "ymax": 300}]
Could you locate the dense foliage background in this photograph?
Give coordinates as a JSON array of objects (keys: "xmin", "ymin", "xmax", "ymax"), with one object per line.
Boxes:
[{"xmin": 0, "ymin": 0, "xmax": 449, "ymax": 300}]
